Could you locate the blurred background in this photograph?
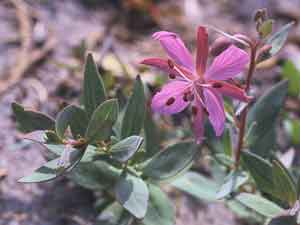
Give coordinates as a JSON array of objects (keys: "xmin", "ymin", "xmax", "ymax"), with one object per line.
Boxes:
[{"xmin": 1, "ymin": 0, "xmax": 300, "ymax": 224}]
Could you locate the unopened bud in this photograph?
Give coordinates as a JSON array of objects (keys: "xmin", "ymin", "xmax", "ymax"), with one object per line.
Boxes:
[
  {"xmin": 210, "ymin": 37, "xmax": 232, "ymax": 57},
  {"xmin": 254, "ymin": 8, "xmax": 267, "ymax": 23}
]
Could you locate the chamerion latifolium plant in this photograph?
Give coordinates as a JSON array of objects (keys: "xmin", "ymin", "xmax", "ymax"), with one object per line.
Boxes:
[{"xmin": 12, "ymin": 8, "xmax": 298, "ymax": 225}]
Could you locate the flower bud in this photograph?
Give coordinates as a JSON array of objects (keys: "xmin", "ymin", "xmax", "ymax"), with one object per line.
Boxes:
[{"xmin": 209, "ymin": 36, "xmax": 232, "ymax": 57}]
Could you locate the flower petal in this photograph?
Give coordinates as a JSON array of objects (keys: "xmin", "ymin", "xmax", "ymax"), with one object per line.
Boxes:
[
  {"xmin": 151, "ymin": 81, "xmax": 190, "ymax": 115},
  {"xmin": 192, "ymin": 102, "xmax": 205, "ymax": 144},
  {"xmin": 140, "ymin": 58, "xmax": 180, "ymax": 77},
  {"xmin": 204, "ymin": 88, "xmax": 225, "ymax": 136},
  {"xmin": 196, "ymin": 26, "xmax": 208, "ymax": 75},
  {"xmin": 209, "ymin": 80, "xmax": 252, "ymax": 102},
  {"xmin": 153, "ymin": 31, "xmax": 194, "ymax": 71},
  {"xmin": 205, "ymin": 45, "xmax": 249, "ymax": 80}
]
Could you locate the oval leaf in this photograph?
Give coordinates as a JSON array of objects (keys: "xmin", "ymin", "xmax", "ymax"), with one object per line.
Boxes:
[
  {"xmin": 115, "ymin": 173, "xmax": 149, "ymax": 219},
  {"xmin": 266, "ymin": 22, "xmax": 294, "ymax": 57},
  {"xmin": 216, "ymin": 171, "xmax": 248, "ymax": 199},
  {"xmin": 236, "ymin": 193, "xmax": 284, "ymax": 218},
  {"xmin": 141, "ymin": 184, "xmax": 175, "ymax": 225},
  {"xmin": 71, "ymin": 160, "xmax": 121, "ymax": 191},
  {"xmin": 246, "ymin": 80, "xmax": 288, "ymax": 157},
  {"xmin": 171, "ymin": 172, "xmax": 218, "ymax": 202},
  {"xmin": 85, "ymin": 99, "xmax": 119, "ymax": 143},
  {"xmin": 267, "ymin": 215, "xmax": 297, "ymax": 225},
  {"xmin": 272, "ymin": 159, "xmax": 297, "ymax": 206},
  {"xmin": 18, "ymin": 146, "xmax": 84, "ymax": 183},
  {"xmin": 12, "ymin": 102, "xmax": 55, "ymax": 133},
  {"xmin": 144, "ymin": 110, "xmax": 161, "ymax": 159},
  {"xmin": 121, "ymin": 75, "xmax": 145, "ymax": 139},
  {"xmin": 83, "ymin": 53, "xmax": 107, "ymax": 118},
  {"xmin": 142, "ymin": 142, "xmax": 198, "ymax": 181},
  {"xmin": 55, "ymin": 105, "xmax": 88, "ymax": 139},
  {"xmin": 241, "ymin": 151, "xmax": 273, "ymax": 195},
  {"xmin": 110, "ymin": 136, "xmax": 144, "ymax": 162}
]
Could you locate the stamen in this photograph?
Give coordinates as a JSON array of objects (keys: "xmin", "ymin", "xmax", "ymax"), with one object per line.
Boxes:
[
  {"xmin": 166, "ymin": 97, "xmax": 175, "ymax": 106},
  {"xmin": 192, "ymin": 106, "xmax": 198, "ymax": 115},
  {"xmin": 183, "ymin": 93, "xmax": 188, "ymax": 102},
  {"xmin": 212, "ymin": 82, "xmax": 223, "ymax": 88},
  {"xmin": 203, "ymin": 107, "xmax": 209, "ymax": 116},
  {"xmin": 167, "ymin": 59, "xmax": 174, "ymax": 69},
  {"xmin": 169, "ymin": 73, "xmax": 176, "ymax": 79},
  {"xmin": 187, "ymin": 93, "xmax": 194, "ymax": 101}
]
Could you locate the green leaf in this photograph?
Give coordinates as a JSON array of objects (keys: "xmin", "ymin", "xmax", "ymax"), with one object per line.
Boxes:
[
  {"xmin": 144, "ymin": 110, "xmax": 160, "ymax": 159},
  {"xmin": 71, "ymin": 160, "xmax": 121, "ymax": 191},
  {"xmin": 18, "ymin": 146, "xmax": 85, "ymax": 183},
  {"xmin": 216, "ymin": 171, "xmax": 248, "ymax": 199},
  {"xmin": 258, "ymin": 19, "xmax": 273, "ymax": 38},
  {"xmin": 115, "ymin": 172, "xmax": 149, "ymax": 219},
  {"xmin": 171, "ymin": 172, "xmax": 218, "ymax": 202},
  {"xmin": 44, "ymin": 144, "xmax": 96, "ymax": 162},
  {"xmin": 85, "ymin": 99, "xmax": 119, "ymax": 143},
  {"xmin": 266, "ymin": 22, "xmax": 294, "ymax": 57},
  {"xmin": 55, "ymin": 105, "xmax": 88, "ymax": 139},
  {"xmin": 110, "ymin": 136, "xmax": 144, "ymax": 162},
  {"xmin": 97, "ymin": 202, "xmax": 133, "ymax": 225},
  {"xmin": 247, "ymin": 80, "xmax": 288, "ymax": 157},
  {"xmin": 223, "ymin": 128, "xmax": 232, "ymax": 157},
  {"xmin": 241, "ymin": 151, "xmax": 273, "ymax": 195},
  {"xmin": 267, "ymin": 216, "xmax": 297, "ymax": 225},
  {"xmin": 121, "ymin": 75, "xmax": 145, "ymax": 139},
  {"xmin": 141, "ymin": 184, "xmax": 175, "ymax": 225},
  {"xmin": 284, "ymin": 119, "xmax": 300, "ymax": 145},
  {"xmin": 142, "ymin": 142, "xmax": 198, "ymax": 181},
  {"xmin": 236, "ymin": 193, "xmax": 284, "ymax": 218},
  {"xmin": 282, "ymin": 60, "xmax": 300, "ymax": 97},
  {"xmin": 83, "ymin": 53, "xmax": 107, "ymax": 118},
  {"xmin": 272, "ymin": 159, "xmax": 297, "ymax": 205},
  {"xmin": 12, "ymin": 102, "xmax": 55, "ymax": 133}
]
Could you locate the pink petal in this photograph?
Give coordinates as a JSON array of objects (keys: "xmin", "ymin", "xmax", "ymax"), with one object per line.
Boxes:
[
  {"xmin": 153, "ymin": 31, "xmax": 194, "ymax": 71},
  {"xmin": 151, "ymin": 81, "xmax": 190, "ymax": 115},
  {"xmin": 209, "ymin": 80, "xmax": 252, "ymax": 102},
  {"xmin": 140, "ymin": 58, "xmax": 180, "ymax": 77},
  {"xmin": 192, "ymin": 102, "xmax": 205, "ymax": 144},
  {"xmin": 196, "ymin": 26, "xmax": 208, "ymax": 75},
  {"xmin": 204, "ymin": 88, "xmax": 225, "ymax": 136},
  {"xmin": 205, "ymin": 45, "xmax": 249, "ymax": 80}
]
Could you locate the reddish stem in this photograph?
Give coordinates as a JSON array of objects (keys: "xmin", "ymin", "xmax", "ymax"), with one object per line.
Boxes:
[{"xmin": 234, "ymin": 42, "xmax": 258, "ymax": 169}]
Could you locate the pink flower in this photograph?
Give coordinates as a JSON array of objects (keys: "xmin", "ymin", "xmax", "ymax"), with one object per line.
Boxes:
[{"xmin": 141, "ymin": 26, "xmax": 251, "ymax": 144}]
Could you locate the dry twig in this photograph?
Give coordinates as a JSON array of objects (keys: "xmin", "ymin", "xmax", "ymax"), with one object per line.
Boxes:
[{"xmin": 0, "ymin": 0, "xmax": 56, "ymax": 97}]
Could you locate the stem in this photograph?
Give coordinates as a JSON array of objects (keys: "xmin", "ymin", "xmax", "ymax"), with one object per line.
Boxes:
[{"xmin": 234, "ymin": 43, "xmax": 258, "ymax": 169}]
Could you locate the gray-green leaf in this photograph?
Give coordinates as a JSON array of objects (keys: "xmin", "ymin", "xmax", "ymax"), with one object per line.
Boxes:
[
  {"xmin": 236, "ymin": 193, "xmax": 284, "ymax": 218},
  {"xmin": 171, "ymin": 172, "xmax": 218, "ymax": 202},
  {"xmin": 142, "ymin": 142, "xmax": 198, "ymax": 181},
  {"xmin": 110, "ymin": 136, "xmax": 144, "ymax": 162},
  {"xmin": 55, "ymin": 105, "xmax": 88, "ymax": 139},
  {"xmin": 141, "ymin": 184, "xmax": 175, "ymax": 225},
  {"xmin": 85, "ymin": 99, "xmax": 119, "ymax": 143},
  {"xmin": 12, "ymin": 102, "xmax": 55, "ymax": 133},
  {"xmin": 121, "ymin": 75, "xmax": 145, "ymax": 139},
  {"xmin": 83, "ymin": 53, "xmax": 107, "ymax": 118},
  {"xmin": 246, "ymin": 80, "xmax": 288, "ymax": 157},
  {"xmin": 115, "ymin": 173, "xmax": 149, "ymax": 219}
]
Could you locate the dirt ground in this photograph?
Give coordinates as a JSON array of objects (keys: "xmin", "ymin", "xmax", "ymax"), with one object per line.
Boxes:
[{"xmin": 1, "ymin": 0, "xmax": 300, "ymax": 224}]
